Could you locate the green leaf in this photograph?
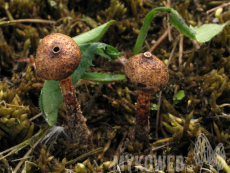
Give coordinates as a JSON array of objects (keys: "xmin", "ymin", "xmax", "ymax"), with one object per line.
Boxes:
[
  {"xmin": 72, "ymin": 20, "xmax": 115, "ymax": 45},
  {"xmin": 81, "ymin": 72, "xmax": 126, "ymax": 84},
  {"xmin": 95, "ymin": 45, "xmax": 122, "ymax": 60},
  {"xmin": 71, "ymin": 43, "xmax": 121, "ymax": 85},
  {"xmin": 167, "ymin": 9, "xmax": 196, "ymax": 40},
  {"xmin": 39, "ymin": 82, "xmax": 61, "ymax": 125},
  {"xmin": 133, "ymin": 6, "xmax": 230, "ymax": 51},
  {"xmin": 190, "ymin": 22, "xmax": 230, "ymax": 43},
  {"xmin": 173, "ymin": 90, "xmax": 185, "ymax": 105},
  {"xmin": 133, "ymin": 7, "xmax": 196, "ymax": 55},
  {"xmin": 40, "ymin": 43, "xmax": 121, "ymax": 126}
]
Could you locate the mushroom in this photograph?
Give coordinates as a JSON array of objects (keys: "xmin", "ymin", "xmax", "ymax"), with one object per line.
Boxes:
[
  {"xmin": 124, "ymin": 52, "xmax": 169, "ymax": 146},
  {"xmin": 35, "ymin": 33, "xmax": 90, "ymax": 144}
]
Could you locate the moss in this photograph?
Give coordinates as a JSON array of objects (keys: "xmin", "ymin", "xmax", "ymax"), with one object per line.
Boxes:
[{"xmin": 1, "ymin": 0, "xmax": 230, "ymax": 172}]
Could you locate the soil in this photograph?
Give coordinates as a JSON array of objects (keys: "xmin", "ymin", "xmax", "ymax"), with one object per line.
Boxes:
[{"xmin": 0, "ymin": 0, "xmax": 230, "ymax": 172}]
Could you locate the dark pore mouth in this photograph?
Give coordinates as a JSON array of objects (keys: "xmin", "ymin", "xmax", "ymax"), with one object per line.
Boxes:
[{"xmin": 53, "ymin": 46, "xmax": 61, "ymax": 54}]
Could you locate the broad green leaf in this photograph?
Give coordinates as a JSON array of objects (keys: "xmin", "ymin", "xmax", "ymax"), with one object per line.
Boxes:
[
  {"xmin": 191, "ymin": 22, "xmax": 230, "ymax": 43},
  {"xmin": 72, "ymin": 20, "xmax": 115, "ymax": 44},
  {"xmin": 39, "ymin": 82, "xmax": 60, "ymax": 125},
  {"xmin": 81, "ymin": 72, "xmax": 126, "ymax": 84},
  {"xmin": 133, "ymin": 7, "xmax": 196, "ymax": 55},
  {"xmin": 40, "ymin": 43, "xmax": 121, "ymax": 126}
]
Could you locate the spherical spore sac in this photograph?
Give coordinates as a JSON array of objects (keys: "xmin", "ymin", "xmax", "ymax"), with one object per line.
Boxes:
[
  {"xmin": 125, "ymin": 52, "xmax": 169, "ymax": 92},
  {"xmin": 35, "ymin": 33, "xmax": 81, "ymax": 80}
]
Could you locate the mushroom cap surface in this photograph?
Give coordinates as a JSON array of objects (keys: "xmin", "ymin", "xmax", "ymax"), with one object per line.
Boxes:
[
  {"xmin": 35, "ymin": 33, "xmax": 81, "ymax": 80},
  {"xmin": 124, "ymin": 52, "xmax": 169, "ymax": 92}
]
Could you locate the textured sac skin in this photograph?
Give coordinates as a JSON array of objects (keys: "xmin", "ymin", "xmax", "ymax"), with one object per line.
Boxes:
[
  {"xmin": 35, "ymin": 33, "xmax": 81, "ymax": 80},
  {"xmin": 124, "ymin": 53, "xmax": 169, "ymax": 92}
]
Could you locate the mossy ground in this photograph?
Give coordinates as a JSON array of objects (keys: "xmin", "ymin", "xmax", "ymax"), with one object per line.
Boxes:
[{"xmin": 0, "ymin": 0, "xmax": 230, "ymax": 172}]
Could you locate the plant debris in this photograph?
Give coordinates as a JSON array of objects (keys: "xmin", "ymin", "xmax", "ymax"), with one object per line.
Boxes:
[{"xmin": 1, "ymin": 0, "xmax": 230, "ymax": 172}]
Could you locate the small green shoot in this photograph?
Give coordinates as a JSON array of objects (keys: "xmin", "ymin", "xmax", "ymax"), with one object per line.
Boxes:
[
  {"xmin": 150, "ymin": 103, "xmax": 158, "ymax": 111},
  {"xmin": 47, "ymin": 0, "xmax": 58, "ymax": 9},
  {"xmin": 173, "ymin": 90, "xmax": 185, "ymax": 106}
]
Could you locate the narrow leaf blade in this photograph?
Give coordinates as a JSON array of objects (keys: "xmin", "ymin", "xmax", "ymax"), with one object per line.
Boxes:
[
  {"xmin": 168, "ymin": 9, "xmax": 196, "ymax": 40},
  {"xmin": 72, "ymin": 20, "xmax": 115, "ymax": 44},
  {"xmin": 81, "ymin": 72, "xmax": 126, "ymax": 84}
]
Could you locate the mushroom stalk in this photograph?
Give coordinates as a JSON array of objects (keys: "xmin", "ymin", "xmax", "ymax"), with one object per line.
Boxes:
[
  {"xmin": 59, "ymin": 77, "xmax": 90, "ymax": 143},
  {"xmin": 135, "ymin": 90, "xmax": 150, "ymax": 145}
]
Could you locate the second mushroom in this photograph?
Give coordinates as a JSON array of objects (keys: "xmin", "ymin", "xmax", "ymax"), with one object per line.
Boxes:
[{"xmin": 125, "ymin": 52, "xmax": 169, "ymax": 146}]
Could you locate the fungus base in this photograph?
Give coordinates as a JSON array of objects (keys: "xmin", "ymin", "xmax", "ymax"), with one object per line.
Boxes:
[
  {"xmin": 135, "ymin": 90, "xmax": 150, "ymax": 146},
  {"xmin": 59, "ymin": 77, "xmax": 90, "ymax": 144}
]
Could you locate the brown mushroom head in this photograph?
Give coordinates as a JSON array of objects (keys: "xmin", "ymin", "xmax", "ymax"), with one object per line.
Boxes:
[
  {"xmin": 124, "ymin": 52, "xmax": 169, "ymax": 92},
  {"xmin": 35, "ymin": 33, "xmax": 81, "ymax": 80}
]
